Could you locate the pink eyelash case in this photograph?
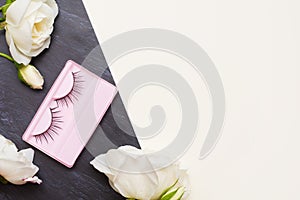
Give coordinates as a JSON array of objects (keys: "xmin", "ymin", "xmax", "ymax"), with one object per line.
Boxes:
[{"xmin": 22, "ymin": 60, "xmax": 117, "ymax": 168}]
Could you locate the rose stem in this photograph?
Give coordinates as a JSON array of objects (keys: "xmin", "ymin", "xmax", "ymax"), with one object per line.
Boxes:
[{"xmin": 0, "ymin": 52, "xmax": 14, "ymax": 63}]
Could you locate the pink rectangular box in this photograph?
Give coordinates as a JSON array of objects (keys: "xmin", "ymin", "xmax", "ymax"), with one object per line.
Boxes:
[{"xmin": 23, "ymin": 60, "xmax": 117, "ymax": 168}]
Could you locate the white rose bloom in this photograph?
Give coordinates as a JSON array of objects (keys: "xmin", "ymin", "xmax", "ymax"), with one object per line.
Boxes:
[
  {"xmin": 0, "ymin": 134, "xmax": 42, "ymax": 185},
  {"xmin": 91, "ymin": 146, "xmax": 190, "ymax": 200},
  {"xmin": 5, "ymin": 0, "xmax": 59, "ymax": 65}
]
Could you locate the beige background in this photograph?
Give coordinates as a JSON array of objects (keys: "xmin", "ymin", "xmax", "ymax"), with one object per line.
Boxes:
[{"xmin": 82, "ymin": 0, "xmax": 300, "ymax": 199}]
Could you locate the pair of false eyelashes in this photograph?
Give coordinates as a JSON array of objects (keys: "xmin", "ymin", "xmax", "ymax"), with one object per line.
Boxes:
[{"xmin": 34, "ymin": 71, "xmax": 84, "ymax": 144}]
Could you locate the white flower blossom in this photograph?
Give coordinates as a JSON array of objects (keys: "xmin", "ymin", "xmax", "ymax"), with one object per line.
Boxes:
[
  {"xmin": 5, "ymin": 0, "xmax": 58, "ymax": 65},
  {"xmin": 91, "ymin": 146, "xmax": 189, "ymax": 200},
  {"xmin": 0, "ymin": 134, "xmax": 42, "ymax": 185}
]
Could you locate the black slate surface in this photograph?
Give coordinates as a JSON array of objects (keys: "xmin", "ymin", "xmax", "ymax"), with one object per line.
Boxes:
[{"xmin": 0, "ymin": 0, "xmax": 139, "ymax": 199}]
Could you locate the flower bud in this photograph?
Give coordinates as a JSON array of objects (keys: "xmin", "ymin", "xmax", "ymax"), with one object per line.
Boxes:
[{"xmin": 18, "ymin": 64, "xmax": 44, "ymax": 90}]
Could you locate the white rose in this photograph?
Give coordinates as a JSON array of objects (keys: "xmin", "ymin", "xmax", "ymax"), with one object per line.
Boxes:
[
  {"xmin": 90, "ymin": 146, "xmax": 190, "ymax": 200},
  {"xmin": 5, "ymin": 0, "xmax": 59, "ymax": 65},
  {"xmin": 0, "ymin": 134, "xmax": 42, "ymax": 185}
]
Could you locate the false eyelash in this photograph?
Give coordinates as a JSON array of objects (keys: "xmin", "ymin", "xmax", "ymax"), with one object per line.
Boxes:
[
  {"xmin": 34, "ymin": 108, "xmax": 63, "ymax": 144},
  {"xmin": 56, "ymin": 71, "xmax": 84, "ymax": 107}
]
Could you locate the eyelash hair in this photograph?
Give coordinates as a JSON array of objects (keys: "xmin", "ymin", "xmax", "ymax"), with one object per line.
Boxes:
[
  {"xmin": 34, "ymin": 71, "xmax": 84, "ymax": 143},
  {"xmin": 34, "ymin": 108, "xmax": 63, "ymax": 144},
  {"xmin": 56, "ymin": 71, "xmax": 84, "ymax": 107}
]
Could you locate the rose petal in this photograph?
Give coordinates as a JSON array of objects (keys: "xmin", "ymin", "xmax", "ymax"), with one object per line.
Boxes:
[
  {"xmin": 90, "ymin": 155, "xmax": 113, "ymax": 175},
  {"xmin": 6, "ymin": 31, "xmax": 31, "ymax": 65},
  {"xmin": 5, "ymin": 0, "xmax": 31, "ymax": 26},
  {"xmin": 19, "ymin": 149, "xmax": 35, "ymax": 163},
  {"xmin": 27, "ymin": 37, "xmax": 51, "ymax": 57},
  {"xmin": 23, "ymin": 1, "xmax": 43, "ymax": 19},
  {"xmin": 7, "ymin": 22, "xmax": 33, "ymax": 54},
  {"xmin": 24, "ymin": 176, "xmax": 42, "ymax": 184},
  {"xmin": 0, "ymin": 135, "xmax": 41, "ymax": 185},
  {"xmin": 45, "ymin": 0, "xmax": 59, "ymax": 17}
]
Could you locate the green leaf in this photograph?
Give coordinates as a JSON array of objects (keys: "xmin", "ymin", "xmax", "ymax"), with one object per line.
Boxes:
[
  {"xmin": 2, "ymin": 4, "xmax": 10, "ymax": 17},
  {"xmin": 159, "ymin": 179, "xmax": 179, "ymax": 199},
  {"xmin": 0, "ymin": 21, "xmax": 6, "ymax": 30},
  {"xmin": 161, "ymin": 186, "xmax": 186, "ymax": 200},
  {"xmin": 161, "ymin": 188, "xmax": 179, "ymax": 200},
  {"xmin": 177, "ymin": 191, "xmax": 185, "ymax": 200},
  {"xmin": 0, "ymin": 175, "xmax": 8, "ymax": 184},
  {"xmin": 6, "ymin": 0, "xmax": 15, "ymax": 4},
  {"xmin": 1, "ymin": 0, "xmax": 15, "ymax": 17}
]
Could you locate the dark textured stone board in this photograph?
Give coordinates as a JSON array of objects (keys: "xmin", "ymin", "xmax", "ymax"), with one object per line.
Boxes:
[{"xmin": 0, "ymin": 0, "xmax": 139, "ymax": 199}]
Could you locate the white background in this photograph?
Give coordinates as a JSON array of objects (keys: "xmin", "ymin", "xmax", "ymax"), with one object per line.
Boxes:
[{"xmin": 82, "ymin": 0, "xmax": 300, "ymax": 199}]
